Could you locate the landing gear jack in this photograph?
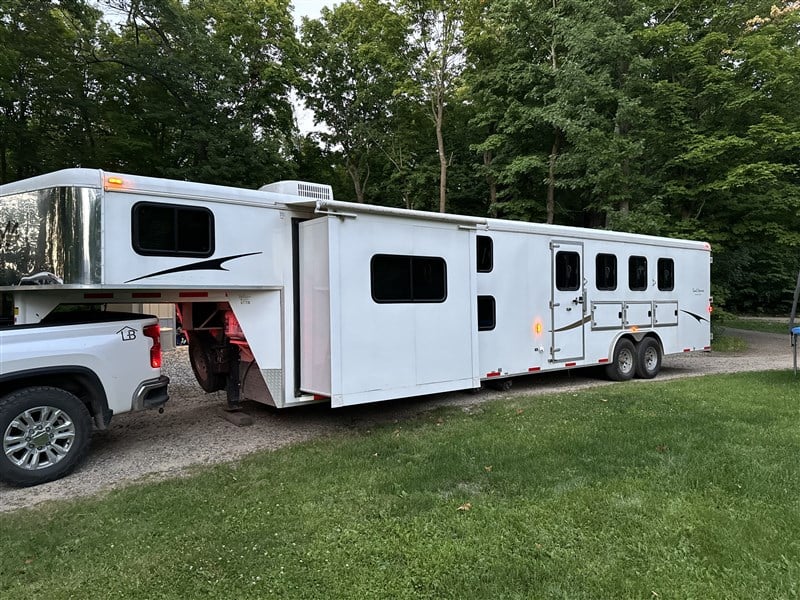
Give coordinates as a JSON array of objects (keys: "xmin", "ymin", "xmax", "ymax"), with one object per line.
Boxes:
[{"xmin": 218, "ymin": 343, "xmax": 253, "ymax": 427}]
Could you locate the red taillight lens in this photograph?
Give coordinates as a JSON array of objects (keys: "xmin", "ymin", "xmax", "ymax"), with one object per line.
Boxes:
[{"xmin": 143, "ymin": 324, "xmax": 162, "ymax": 369}]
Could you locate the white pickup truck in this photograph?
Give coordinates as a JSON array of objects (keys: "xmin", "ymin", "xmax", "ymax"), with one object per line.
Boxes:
[{"xmin": 0, "ymin": 311, "xmax": 169, "ymax": 487}]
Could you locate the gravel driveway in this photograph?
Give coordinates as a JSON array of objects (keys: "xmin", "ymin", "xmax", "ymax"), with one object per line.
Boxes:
[{"xmin": 1, "ymin": 328, "xmax": 793, "ymax": 512}]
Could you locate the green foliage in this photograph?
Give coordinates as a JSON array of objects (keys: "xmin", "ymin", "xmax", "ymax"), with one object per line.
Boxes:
[
  {"xmin": 2, "ymin": 373, "xmax": 800, "ymax": 598},
  {"xmin": 2, "ymin": 0, "xmax": 800, "ymax": 311}
]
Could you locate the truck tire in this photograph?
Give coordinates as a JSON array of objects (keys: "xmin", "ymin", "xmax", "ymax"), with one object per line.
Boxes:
[
  {"xmin": 189, "ymin": 334, "xmax": 226, "ymax": 393},
  {"xmin": 0, "ymin": 387, "xmax": 92, "ymax": 487},
  {"xmin": 635, "ymin": 337, "xmax": 662, "ymax": 379},
  {"xmin": 605, "ymin": 338, "xmax": 636, "ymax": 381}
]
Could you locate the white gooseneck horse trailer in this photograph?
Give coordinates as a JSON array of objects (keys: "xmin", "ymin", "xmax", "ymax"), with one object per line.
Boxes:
[{"xmin": 0, "ymin": 169, "xmax": 712, "ymax": 409}]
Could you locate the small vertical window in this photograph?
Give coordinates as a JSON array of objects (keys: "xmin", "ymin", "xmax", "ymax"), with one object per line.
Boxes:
[
  {"xmin": 371, "ymin": 254, "xmax": 447, "ymax": 303},
  {"xmin": 477, "ymin": 236, "xmax": 493, "ymax": 272},
  {"xmin": 595, "ymin": 254, "xmax": 617, "ymax": 291},
  {"xmin": 658, "ymin": 258, "xmax": 674, "ymax": 291},
  {"xmin": 555, "ymin": 251, "xmax": 580, "ymax": 291},
  {"xmin": 629, "ymin": 256, "xmax": 648, "ymax": 291},
  {"xmin": 477, "ymin": 295, "xmax": 496, "ymax": 331}
]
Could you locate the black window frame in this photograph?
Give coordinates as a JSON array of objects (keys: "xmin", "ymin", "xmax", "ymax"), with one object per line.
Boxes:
[
  {"xmin": 477, "ymin": 235, "xmax": 493, "ymax": 273},
  {"xmin": 132, "ymin": 201, "xmax": 215, "ymax": 258},
  {"xmin": 657, "ymin": 257, "xmax": 675, "ymax": 291},
  {"xmin": 595, "ymin": 253, "xmax": 617, "ymax": 291},
  {"xmin": 555, "ymin": 251, "xmax": 580, "ymax": 291},
  {"xmin": 370, "ymin": 254, "xmax": 448, "ymax": 304},
  {"xmin": 477, "ymin": 295, "xmax": 496, "ymax": 331},
  {"xmin": 628, "ymin": 255, "xmax": 648, "ymax": 291}
]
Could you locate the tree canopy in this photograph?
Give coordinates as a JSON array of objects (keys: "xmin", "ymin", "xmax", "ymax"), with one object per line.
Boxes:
[{"xmin": 1, "ymin": 0, "xmax": 799, "ymax": 312}]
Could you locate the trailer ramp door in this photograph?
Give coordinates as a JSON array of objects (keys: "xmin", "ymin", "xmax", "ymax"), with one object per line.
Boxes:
[{"xmin": 550, "ymin": 241, "xmax": 586, "ymax": 362}]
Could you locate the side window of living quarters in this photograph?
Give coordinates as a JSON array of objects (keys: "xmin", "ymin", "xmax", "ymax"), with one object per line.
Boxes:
[
  {"xmin": 371, "ymin": 254, "xmax": 447, "ymax": 303},
  {"xmin": 477, "ymin": 235, "xmax": 493, "ymax": 272},
  {"xmin": 132, "ymin": 202, "xmax": 214, "ymax": 257},
  {"xmin": 658, "ymin": 258, "xmax": 675, "ymax": 291},
  {"xmin": 596, "ymin": 253, "xmax": 617, "ymax": 291},
  {"xmin": 477, "ymin": 295, "xmax": 496, "ymax": 331},
  {"xmin": 555, "ymin": 251, "xmax": 580, "ymax": 291},
  {"xmin": 628, "ymin": 256, "xmax": 648, "ymax": 291}
]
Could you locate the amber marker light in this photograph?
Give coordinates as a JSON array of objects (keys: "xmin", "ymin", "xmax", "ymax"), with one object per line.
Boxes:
[{"xmin": 105, "ymin": 176, "xmax": 124, "ymax": 188}]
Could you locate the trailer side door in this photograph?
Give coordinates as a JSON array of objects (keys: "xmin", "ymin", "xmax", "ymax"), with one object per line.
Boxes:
[{"xmin": 550, "ymin": 241, "xmax": 586, "ymax": 363}]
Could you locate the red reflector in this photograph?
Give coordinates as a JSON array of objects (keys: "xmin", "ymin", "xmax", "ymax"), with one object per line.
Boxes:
[
  {"xmin": 179, "ymin": 291, "xmax": 209, "ymax": 298},
  {"xmin": 132, "ymin": 292, "xmax": 162, "ymax": 299},
  {"xmin": 598, "ymin": 358, "xmax": 609, "ymax": 363},
  {"xmin": 486, "ymin": 371, "xmax": 501, "ymax": 378},
  {"xmin": 528, "ymin": 367, "xmax": 541, "ymax": 372},
  {"xmin": 683, "ymin": 348, "xmax": 691, "ymax": 353},
  {"xmin": 565, "ymin": 362, "xmax": 577, "ymax": 367},
  {"xmin": 313, "ymin": 394, "xmax": 328, "ymax": 401},
  {"xmin": 143, "ymin": 324, "xmax": 162, "ymax": 369},
  {"xmin": 84, "ymin": 292, "xmax": 114, "ymax": 299},
  {"xmin": 703, "ymin": 346, "xmax": 711, "ymax": 351}
]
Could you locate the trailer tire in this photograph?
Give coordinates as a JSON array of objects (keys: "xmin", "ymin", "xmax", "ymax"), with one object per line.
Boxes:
[
  {"xmin": 490, "ymin": 379, "xmax": 513, "ymax": 391},
  {"xmin": 0, "ymin": 387, "xmax": 92, "ymax": 487},
  {"xmin": 635, "ymin": 337, "xmax": 662, "ymax": 379},
  {"xmin": 189, "ymin": 334, "xmax": 226, "ymax": 393},
  {"xmin": 605, "ymin": 338, "xmax": 636, "ymax": 381}
]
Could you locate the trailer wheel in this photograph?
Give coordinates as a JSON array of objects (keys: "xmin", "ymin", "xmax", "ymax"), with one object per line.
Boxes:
[
  {"xmin": 635, "ymin": 337, "xmax": 662, "ymax": 379},
  {"xmin": 0, "ymin": 387, "xmax": 92, "ymax": 487},
  {"xmin": 189, "ymin": 334, "xmax": 226, "ymax": 393},
  {"xmin": 605, "ymin": 339, "xmax": 636, "ymax": 381},
  {"xmin": 490, "ymin": 379, "xmax": 513, "ymax": 391}
]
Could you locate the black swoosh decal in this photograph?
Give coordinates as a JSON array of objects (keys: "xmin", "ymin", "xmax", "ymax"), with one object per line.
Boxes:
[
  {"xmin": 681, "ymin": 309, "xmax": 709, "ymax": 324},
  {"xmin": 124, "ymin": 252, "xmax": 262, "ymax": 283},
  {"xmin": 553, "ymin": 315, "xmax": 592, "ymax": 332}
]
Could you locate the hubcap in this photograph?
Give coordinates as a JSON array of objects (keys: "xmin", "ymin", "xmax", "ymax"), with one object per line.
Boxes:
[
  {"xmin": 619, "ymin": 349, "xmax": 634, "ymax": 374},
  {"xmin": 645, "ymin": 347, "xmax": 658, "ymax": 370},
  {"xmin": 3, "ymin": 406, "xmax": 76, "ymax": 470}
]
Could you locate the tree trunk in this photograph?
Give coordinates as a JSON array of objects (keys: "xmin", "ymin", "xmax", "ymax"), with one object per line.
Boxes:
[
  {"xmin": 547, "ymin": 128, "xmax": 562, "ymax": 224},
  {"xmin": 436, "ymin": 95, "xmax": 447, "ymax": 213},
  {"xmin": 484, "ymin": 149, "xmax": 497, "ymax": 216},
  {"xmin": 346, "ymin": 156, "xmax": 367, "ymax": 203},
  {"xmin": 546, "ymin": 0, "xmax": 560, "ymax": 224},
  {"xmin": 0, "ymin": 127, "xmax": 7, "ymax": 184}
]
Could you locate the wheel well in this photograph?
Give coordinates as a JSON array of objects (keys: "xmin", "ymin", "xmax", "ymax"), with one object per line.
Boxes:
[
  {"xmin": 610, "ymin": 332, "xmax": 663, "ymax": 354},
  {"xmin": 639, "ymin": 332, "xmax": 664, "ymax": 353},
  {"xmin": 0, "ymin": 369, "xmax": 110, "ymax": 429}
]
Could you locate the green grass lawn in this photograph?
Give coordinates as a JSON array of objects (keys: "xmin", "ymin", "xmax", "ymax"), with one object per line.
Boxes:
[
  {"xmin": 2, "ymin": 372, "xmax": 799, "ymax": 599},
  {"xmin": 717, "ymin": 315, "xmax": 790, "ymax": 336}
]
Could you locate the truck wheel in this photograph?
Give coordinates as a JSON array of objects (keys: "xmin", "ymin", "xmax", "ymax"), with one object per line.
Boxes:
[
  {"xmin": 635, "ymin": 338, "xmax": 662, "ymax": 379},
  {"xmin": 0, "ymin": 387, "xmax": 92, "ymax": 487},
  {"xmin": 605, "ymin": 338, "xmax": 636, "ymax": 381},
  {"xmin": 189, "ymin": 334, "xmax": 226, "ymax": 393}
]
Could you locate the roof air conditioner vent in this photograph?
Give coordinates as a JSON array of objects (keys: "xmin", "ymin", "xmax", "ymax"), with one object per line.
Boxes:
[{"xmin": 259, "ymin": 180, "xmax": 333, "ymax": 201}]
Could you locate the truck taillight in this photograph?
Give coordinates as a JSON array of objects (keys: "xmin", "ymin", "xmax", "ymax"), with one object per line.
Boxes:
[{"xmin": 144, "ymin": 324, "xmax": 162, "ymax": 369}]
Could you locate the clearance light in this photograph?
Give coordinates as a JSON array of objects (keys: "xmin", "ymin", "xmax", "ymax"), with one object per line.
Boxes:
[
  {"xmin": 630, "ymin": 326, "xmax": 639, "ymax": 333},
  {"xmin": 708, "ymin": 305, "xmax": 713, "ymax": 313},
  {"xmin": 533, "ymin": 320, "xmax": 543, "ymax": 336},
  {"xmin": 106, "ymin": 176, "xmax": 124, "ymax": 187}
]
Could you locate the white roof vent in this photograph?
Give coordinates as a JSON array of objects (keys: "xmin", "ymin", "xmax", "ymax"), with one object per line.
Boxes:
[{"xmin": 259, "ymin": 180, "xmax": 333, "ymax": 201}]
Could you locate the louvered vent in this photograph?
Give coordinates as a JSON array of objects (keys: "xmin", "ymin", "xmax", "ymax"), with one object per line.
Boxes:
[{"xmin": 259, "ymin": 180, "xmax": 333, "ymax": 201}]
